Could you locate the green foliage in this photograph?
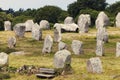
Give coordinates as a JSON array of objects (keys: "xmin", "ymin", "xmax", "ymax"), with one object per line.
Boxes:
[
  {"xmin": 34, "ymin": 5, "xmax": 62, "ymax": 23},
  {"xmin": 12, "ymin": 15, "xmax": 33, "ymax": 27}
]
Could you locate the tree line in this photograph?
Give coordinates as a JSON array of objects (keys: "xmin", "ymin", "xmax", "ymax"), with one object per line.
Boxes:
[{"xmin": 0, "ymin": 0, "xmax": 120, "ymax": 30}]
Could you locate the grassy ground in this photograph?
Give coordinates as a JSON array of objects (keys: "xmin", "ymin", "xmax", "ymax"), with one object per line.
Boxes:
[{"xmin": 0, "ymin": 27, "xmax": 120, "ymax": 80}]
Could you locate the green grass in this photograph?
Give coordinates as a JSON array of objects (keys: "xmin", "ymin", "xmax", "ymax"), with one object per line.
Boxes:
[{"xmin": 0, "ymin": 27, "xmax": 120, "ymax": 80}]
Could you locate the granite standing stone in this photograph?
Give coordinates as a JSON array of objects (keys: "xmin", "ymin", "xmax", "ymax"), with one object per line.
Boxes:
[
  {"xmin": 13, "ymin": 23, "xmax": 25, "ymax": 38},
  {"xmin": 0, "ymin": 52, "xmax": 9, "ymax": 67},
  {"xmin": 25, "ymin": 20, "xmax": 34, "ymax": 31},
  {"xmin": 4, "ymin": 21, "xmax": 11, "ymax": 31},
  {"xmin": 54, "ymin": 49, "xmax": 71, "ymax": 68},
  {"xmin": 8, "ymin": 36, "xmax": 16, "ymax": 48},
  {"xmin": 39, "ymin": 20, "xmax": 50, "ymax": 29},
  {"xmin": 116, "ymin": 12, "xmax": 120, "ymax": 27},
  {"xmin": 71, "ymin": 40, "xmax": 84, "ymax": 55},
  {"xmin": 42, "ymin": 35, "xmax": 53, "ymax": 53},
  {"xmin": 96, "ymin": 40, "xmax": 104, "ymax": 56},
  {"xmin": 116, "ymin": 42, "xmax": 120, "ymax": 57},
  {"xmin": 58, "ymin": 41, "xmax": 67, "ymax": 50},
  {"xmin": 64, "ymin": 16, "xmax": 74, "ymax": 24},
  {"xmin": 32, "ymin": 23, "xmax": 42, "ymax": 40},
  {"xmin": 87, "ymin": 57, "xmax": 103, "ymax": 74}
]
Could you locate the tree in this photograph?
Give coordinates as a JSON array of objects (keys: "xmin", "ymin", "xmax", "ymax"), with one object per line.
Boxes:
[
  {"xmin": 68, "ymin": 0, "xmax": 108, "ymax": 18},
  {"xmin": 34, "ymin": 5, "xmax": 62, "ymax": 23}
]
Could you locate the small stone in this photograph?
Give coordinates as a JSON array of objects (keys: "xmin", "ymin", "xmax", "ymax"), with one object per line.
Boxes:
[
  {"xmin": 116, "ymin": 42, "xmax": 120, "ymax": 57},
  {"xmin": 8, "ymin": 36, "xmax": 16, "ymax": 48},
  {"xmin": 39, "ymin": 20, "xmax": 50, "ymax": 29},
  {"xmin": 58, "ymin": 41, "xmax": 67, "ymax": 50},
  {"xmin": 87, "ymin": 57, "xmax": 103, "ymax": 74},
  {"xmin": 25, "ymin": 20, "xmax": 34, "ymax": 31},
  {"xmin": 4, "ymin": 21, "xmax": 11, "ymax": 31},
  {"xmin": 116, "ymin": 12, "xmax": 120, "ymax": 27},
  {"xmin": 64, "ymin": 16, "xmax": 74, "ymax": 24},
  {"xmin": 96, "ymin": 40, "xmax": 104, "ymax": 56}
]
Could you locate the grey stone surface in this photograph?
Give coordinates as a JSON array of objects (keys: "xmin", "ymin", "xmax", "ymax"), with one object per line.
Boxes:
[
  {"xmin": 10, "ymin": 51, "xmax": 26, "ymax": 55},
  {"xmin": 78, "ymin": 14, "xmax": 91, "ymax": 33},
  {"xmin": 54, "ymin": 24, "xmax": 61, "ymax": 42},
  {"xmin": 54, "ymin": 49, "xmax": 71, "ymax": 68},
  {"xmin": 116, "ymin": 42, "xmax": 120, "ymax": 57},
  {"xmin": 39, "ymin": 20, "xmax": 50, "ymax": 29},
  {"xmin": 71, "ymin": 40, "xmax": 84, "ymax": 55},
  {"xmin": 58, "ymin": 41, "xmax": 67, "ymax": 50},
  {"xmin": 95, "ymin": 11, "xmax": 109, "ymax": 29},
  {"xmin": 25, "ymin": 20, "xmax": 34, "ymax": 31},
  {"xmin": 13, "ymin": 23, "xmax": 25, "ymax": 38},
  {"xmin": 64, "ymin": 16, "xmax": 74, "ymax": 24},
  {"xmin": 0, "ymin": 52, "xmax": 9, "ymax": 67},
  {"xmin": 32, "ymin": 23, "xmax": 42, "ymax": 40},
  {"xmin": 96, "ymin": 40, "xmax": 104, "ymax": 56},
  {"xmin": 8, "ymin": 36, "xmax": 16, "ymax": 48},
  {"xmin": 87, "ymin": 57, "xmax": 103, "ymax": 74},
  {"xmin": 4, "ymin": 21, "xmax": 11, "ymax": 31},
  {"xmin": 116, "ymin": 12, "xmax": 120, "ymax": 27},
  {"xmin": 42, "ymin": 35, "xmax": 53, "ymax": 53}
]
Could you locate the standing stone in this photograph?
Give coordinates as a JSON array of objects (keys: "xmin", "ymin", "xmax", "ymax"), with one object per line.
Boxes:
[
  {"xmin": 54, "ymin": 23, "xmax": 61, "ymax": 42},
  {"xmin": 0, "ymin": 52, "xmax": 9, "ymax": 67},
  {"xmin": 25, "ymin": 20, "xmax": 34, "ymax": 31},
  {"xmin": 39, "ymin": 20, "xmax": 50, "ymax": 29},
  {"xmin": 58, "ymin": 41, "xmax": 67, "ymax": 50},
  {"xmin": 116, "ymin": 12, "xmax": 120, "ymax": 27},
  {"xmin": 96, "ymin": 40, "xmax": 104, "ymax": 56},
  {"xmin": 78, "ymin": 14, "xmax": 90, "ymax": 33},
  {"xmin": 95, "ymin": 11, "xmax": 109, "ymax": 29},
  {"xmin": 8, "ymin": 36, "xmax": 16, "ymax": 48},
  {"xmin": 54, "ymin": 49, "xmax": 71, "ymax": 68},
  {"xmin": 4, "ymin": 21, "xmax": 11, "ymax": 31},
  {"xmin": 13, "ymin": 23, "xmax": 25, "ymax": 38},
  {"xmin": 116, "ymin": 42, "xmax": 120, "ymax": 57},
  {"xmin": 71, "ymin": 40, "xmax": 84, "ymax": 55},
  {"xmin": 87, "ymin": 57, "xmax": 103, "ymax": 74},
  {"xmin": 42, "ymin": 35, "xmax": 53, "ymax": 53},
  {"xmin": 97, "ymin": 27, "xmax": 108, "ymax": 43},
  {"xmin": 64, "ymin": 16, "xmax": 74, "ymax": 24},
  {"xmin": 32, "ymin": 23, "xmax": 42, "ymax": 40}
]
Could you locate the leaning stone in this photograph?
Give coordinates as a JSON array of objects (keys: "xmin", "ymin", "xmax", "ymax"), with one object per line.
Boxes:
[
  {"xmin": 0, "ymin": 52, "xmax": 9, "ymax": 67},
  {"xmin": 32, "ymin": 23, "xmax": 42, "ymax": 40},
  {"xmin": 25, "ymin": 20, "xmax": 34, "ymax": 31},
  {"xmin": 58, "ymin": 41, "xmax": 67, "ymax": 50},
  {"xmin": 64, "ymin": 16, "xmax": 74, "ymax": 24},
  {"xmin": 87, "ymin": 57, "xmax": 103, "ymax": 74},
  {"xmin": 54, "ymin": 49, "xmax": 71, "ymax": 68},
  {"xmin": 10, "ymin": 51, "xmax": 25, "ymax": 56},
  {"xmin": 96, "ymin": 40, "xmax": 104, "ymax": 56},
  {"xmin": 71, "ymin": 40, "xmax": 84, "ymax": 55},
  {"xmin": 4, "ymin": 21, "xmax": 11, "ymax": 31},
  {"xmin": 95, "ymin": 11, "xmax": 109, "ymax": 29},
  {"xmin": 116, "ymin": 42, "xmax": 120, "ymax": 57},
  {"xmin": 54, "ymin": 24, "xmax": 61, "ymax": 42},
  {"xmin": 8, "ymin": 36, "xmax": 16, "ymax": 48},
  {"xmin": 42, "ymin": 35, "xmax": 53, "ymax": 53},
  {"xmin": 13, "ymin": 23, "xmax": 25, "ymax": 38},
  {"xmin": 39, "ymin": 20, "xmax": 50, "ymax": 29},
  {"xmin": 116, "ymin": 12, "xmax": 120, "ymax": 27}
]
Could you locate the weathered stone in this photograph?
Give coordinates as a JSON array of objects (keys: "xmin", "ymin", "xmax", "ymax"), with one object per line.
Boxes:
[
  {"xmin": 8, "ymin": 36, "xmax": 16, "ymax": 48},
  {"xmin": 42, "ymin": 35, "xmax": 53, "ymax": 53},
  {"xmin": 95, "ymin": 11, "xmax": 109, "ymax": 29},
  {"xmin": 4, "ymin": 21, "xmax": 11, "ymax": 31},
  {"xmin": 116, "ymin": 42, "xmax": 120, "ymax": 57},
  {"xmin": 71, "ymin": 40, "xmax": 84, "ymax": 55},
  {"xmin": 13, "ymin": 23, "xmax": 25, "ymax": 38},
  {"xmin": 78, "ymin": 14, "xmax": 90, "ymax": 33},
  {"xmin": 64, "ymin": 16, "xmax": 74, "ymax": 24},
  {"xmin": 39, "ymin": 20, "xmax": 50, "ymax": 29},
  {"xmin": 32, "ymin": 23, "xmax": 42, "ymax": 40},
  {"xmin": 116, "ymin": 12, "xmax": 120, "ymax": 27},
  {"xmin": 87, "ymin": 57, "xmax": 103, "ymax": 74},
  {"xmin": 25, "ymin": 20, "xmax": 34, "ymax": 31},
  {"xmin": 54, "ymin": 23, "xmax": 61, "ymax": 42},
  {"xmin": 97, "ymin": 27, "xmax": 108, "ymax": 43},
  {"xmin": 0, "ymin": 52, "xmax": 9, "ymax": 67},
  {"xmin": 54, "ymin": 49, "xmax": 71, "ymax": 68},
  {"xmin": 58, "ymin": 41, "xmax": 67, "ymax": 50},
  {"xmin": 96, "ymin": 40, "xmax": 104, "ymax": 56},
  {"xmin": 10, "ymin": 51, "xmax": 26, "ymax": 56}
]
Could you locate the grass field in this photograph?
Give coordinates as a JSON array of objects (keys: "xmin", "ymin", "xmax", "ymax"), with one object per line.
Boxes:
[{"xmin": 1, "ymin": 27, "xmax": 120, "ymax": 80}]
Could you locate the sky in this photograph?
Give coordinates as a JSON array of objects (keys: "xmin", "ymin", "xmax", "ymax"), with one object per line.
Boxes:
[{"xmin": 0, "ymin": 0, "xmax": 119, "ymax": 11}]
